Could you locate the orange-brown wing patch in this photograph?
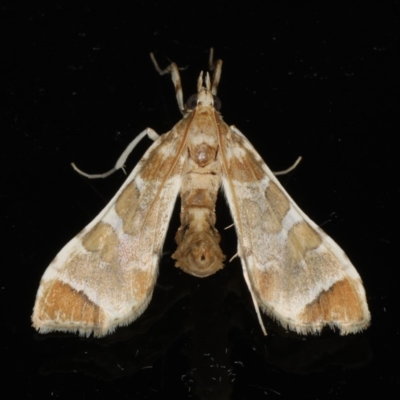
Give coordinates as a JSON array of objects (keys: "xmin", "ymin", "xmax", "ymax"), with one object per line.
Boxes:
[
  {"xmin": 33, "ymin": 125, "xmax": 188, "ymax": 337},
  {"xmin": 220, "ymin": 125, "xmax": 370, "ymax": 335}
]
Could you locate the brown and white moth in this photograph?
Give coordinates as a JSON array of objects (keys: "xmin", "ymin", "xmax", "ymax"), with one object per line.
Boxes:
[{"xmin": 32, "ymin": 49, "xmax": 370, "ymax": 337}]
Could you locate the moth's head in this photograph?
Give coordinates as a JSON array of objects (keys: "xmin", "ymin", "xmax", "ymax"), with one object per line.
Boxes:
[{"xmin": 184, "ymin": 71, "xmax": 221, "ymax": 112}]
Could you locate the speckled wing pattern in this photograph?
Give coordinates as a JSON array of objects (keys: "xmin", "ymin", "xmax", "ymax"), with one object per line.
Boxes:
[
  {"xmin": 220, "ymin": 126, "xmax": 370, "ymax": 335},
  {"xmin": 32, "ymin": 127, "xmax": 187, "ymax": 337}
]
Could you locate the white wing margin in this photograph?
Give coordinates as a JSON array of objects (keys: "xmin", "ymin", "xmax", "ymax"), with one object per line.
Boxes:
[
  {"xmin": 220, "ymin": 126, "xmax": 370, "ymax": 335},
  {"xmin": 32, "ymin": 128, "xmax": 187, "ymax": 337}
]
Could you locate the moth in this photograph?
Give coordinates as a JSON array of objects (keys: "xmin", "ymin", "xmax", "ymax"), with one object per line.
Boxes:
[{"xmin": 32, "ymin": 49, "xmax": 370, "ymax": 337}]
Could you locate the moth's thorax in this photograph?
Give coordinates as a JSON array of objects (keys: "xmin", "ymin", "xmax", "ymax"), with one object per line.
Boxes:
[
  {"xmin": 186, "ymin": 108, "xmax": 220, "ymax": 164},
  {"xmin": 172, "ymin": 107, "xmax": 225, "ymax": 277}
]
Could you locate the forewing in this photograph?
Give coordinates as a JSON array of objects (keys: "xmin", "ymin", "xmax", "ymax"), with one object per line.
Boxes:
[
  {"xmin": 32, "ymin": 128, "xmax": 186, "ymax": 337},
  {"xmin": 220, "ymin": 126, "xmax": 370, "ymax": 335}
]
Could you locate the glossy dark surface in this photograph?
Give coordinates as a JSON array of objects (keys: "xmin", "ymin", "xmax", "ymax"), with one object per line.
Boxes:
[{"xmin": 2, "ymin": 4, "xmax": 398, "ymax": 399}]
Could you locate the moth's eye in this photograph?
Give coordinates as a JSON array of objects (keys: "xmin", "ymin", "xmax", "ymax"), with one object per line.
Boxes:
[
  {"xmin": 213, "ymin": 95, "xmax": 221, "ymax": 111},
  {"xmin": 185, "ymin": 94, "xmax": 198, "ymax": 110}
]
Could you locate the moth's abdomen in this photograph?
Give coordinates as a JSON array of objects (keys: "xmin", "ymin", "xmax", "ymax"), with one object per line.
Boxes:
[
  {"xmin": 172, "ymin": 137, "xmax": 225, "ymax": 277},
  {"xmin": 173, "ymin": 204, "xmax": 225, "ymax": 277}
]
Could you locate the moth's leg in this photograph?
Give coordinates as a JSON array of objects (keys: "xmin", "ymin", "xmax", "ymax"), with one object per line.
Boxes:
[
  {"xmin": 71, "ymin": 128, "xmax": 159, "ymax": 179},
  {"xmin": 208, "ymin": 48, "xmax": 223, "ymax": 96},
  {"xmin": 240, "ymin": 259, "xmax": 268, "ymax": 336},
  {"xmin": 150, "ymin": 53, "xmax": 185, "ymax": 114},
  {"xmin": 273, "ymin": 156, "xmax": 302, "ymax": 176}
]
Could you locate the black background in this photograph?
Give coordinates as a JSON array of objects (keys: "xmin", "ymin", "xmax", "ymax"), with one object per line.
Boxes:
[{"xmin": 2, "ymin": 3, "xmax": 399, "ymax": 399}]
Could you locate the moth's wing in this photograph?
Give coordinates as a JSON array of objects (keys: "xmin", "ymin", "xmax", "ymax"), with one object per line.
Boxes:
[
  {"xmin": 221, "ymin": 126, "xmax": 370, "ymax": 335},
  {"xmin": 32, "ymin": 129, "xmax": 186, "ymax": 337}
]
